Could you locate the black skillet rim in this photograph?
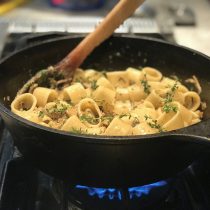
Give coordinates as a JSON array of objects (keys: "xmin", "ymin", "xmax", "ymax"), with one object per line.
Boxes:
[{"xmin": 0, "ymin": 34, "xmax": 209, "ymax": 144}]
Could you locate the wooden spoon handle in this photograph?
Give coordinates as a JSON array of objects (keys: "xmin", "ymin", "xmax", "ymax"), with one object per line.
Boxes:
[{"xmin": 56, "ymin": 0, "xmax": 145, "ymax": 74}]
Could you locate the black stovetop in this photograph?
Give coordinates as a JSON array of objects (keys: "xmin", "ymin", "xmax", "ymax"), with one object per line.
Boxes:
[{"xmin": 0, "ymin": 32, "xmax": 210, "ymax": 210}]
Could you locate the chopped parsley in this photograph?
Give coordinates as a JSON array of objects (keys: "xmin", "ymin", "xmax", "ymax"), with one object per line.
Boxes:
[
  {"xmin": 141, "ymin": 74, "xmax": 151, "ymax": 94},
  {"xmin": 38, "ymin": 111, "xmax": 45, "ymax": 118},
  {"xmin": 162, "ymin": 104, "xmax": 178, "ymax": 113},
  {"xmin": 79, "ymin": 114, "xmax": 100, "ymax": 125},
  {"xmin": 144, "ymin": 115, "xmax": 165, "ymax": 133},
  {"xmin": 46, "ymin": 101, "xmax": 69, "ymax": 117},
  {"xmin": 79, "ymin": 114, "xmax": 114, "ymax": 125},
  {"xmin": 171, "ymin": 81, "xmax": 178, "ymax": 92}
]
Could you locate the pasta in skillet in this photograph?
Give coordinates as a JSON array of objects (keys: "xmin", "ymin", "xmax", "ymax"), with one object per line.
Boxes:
[{"xmin": 11, "ymin": 67, "xmax": 203, "ymax": 136}]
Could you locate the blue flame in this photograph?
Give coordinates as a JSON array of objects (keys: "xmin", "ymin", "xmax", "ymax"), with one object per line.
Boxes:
[
  {"xmin": 128, "ymin": 181, "xmax": 167, "ymax": 199},
  {"xmin": 76, "ymin": 181, "xmax": 167, "ymax": 200},
  {"xmin": 76, "ymin": 185, "xmax": 122, "ymax": 200}
]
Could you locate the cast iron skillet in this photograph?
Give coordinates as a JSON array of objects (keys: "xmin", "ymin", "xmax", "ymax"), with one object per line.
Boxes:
[{"xmin": 0, "ymin": 35, "xmax": 210, "ymax": 188}]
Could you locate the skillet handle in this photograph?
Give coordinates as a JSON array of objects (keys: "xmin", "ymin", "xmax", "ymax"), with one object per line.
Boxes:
[{"xmin": 171, "ymin": 119, "xmax": 210, "ymax": 139}]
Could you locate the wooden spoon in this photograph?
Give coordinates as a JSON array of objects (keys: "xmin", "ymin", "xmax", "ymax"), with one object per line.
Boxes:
[
  {"xmin": 18, "ymin": 0, "xmax": 145, "ymax": 94},
  {"xmin": 55, "ymin": 0, "xmax": 145, "ymax": 76}
]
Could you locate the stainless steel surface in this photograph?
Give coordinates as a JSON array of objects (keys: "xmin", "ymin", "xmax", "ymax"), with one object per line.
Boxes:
[
  {"xmin": 3, "ymin": 18, "xmax": 159, "ymax": 34},
  {"xmin": 0, "ymin": 22, "xmax": 8, "ymax": 58}
]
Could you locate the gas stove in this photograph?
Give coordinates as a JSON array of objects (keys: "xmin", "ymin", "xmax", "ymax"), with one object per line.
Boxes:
[{"xmin": 0, "ymin": 32, "xmax": 210, "ymax": 210}]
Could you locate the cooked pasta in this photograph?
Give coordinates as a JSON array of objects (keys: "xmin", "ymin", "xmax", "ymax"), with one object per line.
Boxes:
[{"xmin": 11, "ymin": 67, "xmax": 203, "ymax": 136}]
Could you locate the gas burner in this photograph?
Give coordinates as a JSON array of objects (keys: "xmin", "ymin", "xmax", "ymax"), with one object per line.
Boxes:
[
  {"xmin": 74, "ymin": 181, "xmax": 168, "ymax": 200},
  {"xmin": 65, "ymin": 181, "xmax": 170, "ymax": 210}
]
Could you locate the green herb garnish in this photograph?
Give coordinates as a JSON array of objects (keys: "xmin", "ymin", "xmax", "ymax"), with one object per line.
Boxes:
[
  {"xmin": 79, "ymin": 115, "xmax": 100, "ymax": 125},
  {"xmin": 38, "ymin": 111, "xmax": 45, "ymax": 118},
  {"xmin": 47, "ymin": 101, "xmax": 69, "ymax": 115},
  {"xmin": 162, "ymin": 81, "xmax": 179, "ymax": 113},
  {"xmin": 171, "ymin": 81, "xmax": 178, "ymax": 92},
  {"xmin": 79, "ymin": 114, "xmax": 114, "ymax": 125},
  {"xmin": 162, "ymin": 104, "xmax": 178, "ymax": 113},
  {"xmin": 141, "ymin": 74, "xmax": 151, "ymax": 95},
  {"xmin": 144, "ymin": 115, "xmax": 165, "ymax": 133}
]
